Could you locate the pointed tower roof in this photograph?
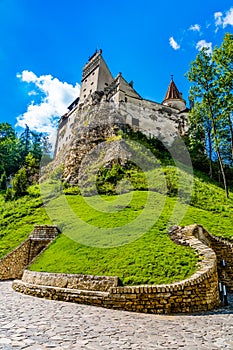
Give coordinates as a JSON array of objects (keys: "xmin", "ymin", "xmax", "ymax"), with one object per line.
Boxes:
[
  {"xmin": 162, "ymin": 77, "xmax": 186, "ymax": 111},
  {"xmin": 163, "ymin": 77, "xmax": 181, "ymax": 101}
]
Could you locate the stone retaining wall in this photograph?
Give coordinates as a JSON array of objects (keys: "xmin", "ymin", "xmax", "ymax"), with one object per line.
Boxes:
[
  {"xmin": 0, "ymin": 239, "xmax": 31, "ymax": 280},
  {"xmin": 12, "ymin": 225, "xmax": 220, "ymax": 314},
  {"xmin": 0, "ymin": 225, "xmax": 59, "ymax": 280},
  {"xmin": 22, "ymin": 270, "xmax": 119, "ymax": 292},
  {"xmin": 188, "ymin": 225, "xmax": 233, "ymax": 292}
]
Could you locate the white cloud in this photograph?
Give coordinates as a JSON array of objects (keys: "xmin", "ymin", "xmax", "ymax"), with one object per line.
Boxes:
[
  {"xmin": 169, "ymin": 37, "xmax": 180, "ymax": 50},
  {"xmin": 214, "ymin": 8, "xmax": 233, "ymax": 29},
  {"xmin": 223, "ymin": 7, "xmax": 233, "ymax": 28},
  {"xmin": 196, "ymin": 40, "xmax": 213, "ymax": 53},
  {"xmin": 214, "ymin": 12, "xmax": 223, "ymax": 27},
  {"xmin": 189, "ymin": 24, "xmax": 201, "ymax": 32},
  {"xmin": 16, "ymin": 70, "xmax": 80, "ymax": 150}
]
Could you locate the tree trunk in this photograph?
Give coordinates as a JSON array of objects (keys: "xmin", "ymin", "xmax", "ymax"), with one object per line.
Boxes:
[
  {"xmin": 207, "ymin": 126, "xmax": 213, "ymax": 178},
  {"xmin": 210, "ymin": 110, "xmax": 229, "ymax": 198},
  {"xmin": 227, "ymin": 114, "xmax": 233, "ymax": 161}
]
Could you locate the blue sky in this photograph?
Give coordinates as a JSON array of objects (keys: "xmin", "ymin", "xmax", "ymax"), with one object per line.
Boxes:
[{"xmin": 0, "ymin": 0, "xmax": 233, "ymax": 146}]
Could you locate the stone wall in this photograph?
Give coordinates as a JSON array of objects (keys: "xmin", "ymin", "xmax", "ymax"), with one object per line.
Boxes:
[
  {"xmin": 21, "ymin": 270, "xmax": 119, "ymax": 292},
  {"xmin": 0, "ymin": 225, "xmax": 59, "ymax": 280},
  {"xmin": 0, "ymin": 239, "xmax": 31, "ymax": 280},
  {"xmin": 187, "ymin": 224, "xmax": 233, "ymax": 292},
  {"xmin": 12, "ymin": 225, "xmax": 220, "ymax": 314}
]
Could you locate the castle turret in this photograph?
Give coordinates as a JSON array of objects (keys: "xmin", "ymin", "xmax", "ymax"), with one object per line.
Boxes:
[
  {"xmin": 79, "ymin": 49, "xmax": 113, "ymax": 103},
  {"xmin": 162, "ymin": 77, "xmax": 186, "ymax": 111}
]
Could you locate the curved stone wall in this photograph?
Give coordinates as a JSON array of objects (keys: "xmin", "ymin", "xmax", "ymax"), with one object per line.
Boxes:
[
  {"xmin": 12, "ymin": 225, "xmax": 220, "ymax": 314},
  {"xmin": 185, "ymin": 224, "xmax": 233, "ymax": 292}
]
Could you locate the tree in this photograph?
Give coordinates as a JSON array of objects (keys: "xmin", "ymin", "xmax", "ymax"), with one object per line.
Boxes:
[
  {"xmin": 0, "ymin": 123, "xmax": 19, "ymax": 176},
  {"xmin": 213, "ymin": 33, "xmax": 233, "ymax": 163},
  {"xmin": 186, "ymin": 47, "xmax": 229, "ymax": 197},
  {"xmin": 24, "ymin": 152, "xmax": 39, "ymax": 185}
]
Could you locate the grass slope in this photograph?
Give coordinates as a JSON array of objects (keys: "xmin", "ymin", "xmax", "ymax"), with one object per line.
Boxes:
[
  {"xmin": 1, "ymin": 168, "xmax": 233, "ymax": 285},
  {"xmin": 0, "ymin": 189, "xmax": 51, "ymax": 259}
]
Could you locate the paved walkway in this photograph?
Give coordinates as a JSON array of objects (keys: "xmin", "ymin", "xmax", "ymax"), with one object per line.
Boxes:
[{"xmin": 1, "ymin": 281, "xmax": 233, "ymax": 350}]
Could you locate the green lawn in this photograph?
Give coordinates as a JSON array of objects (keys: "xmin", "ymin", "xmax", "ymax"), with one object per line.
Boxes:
[
  {"xmin": 0, "ymin": 192, "xmax": 51, "ymax": 259},
  {"xmin": 1, "ymin": 167, "xmax": 233, "ymax": 286},
  {"xmin": 29, "ymin": 185, "xmax": 233, "ymax": 285}
]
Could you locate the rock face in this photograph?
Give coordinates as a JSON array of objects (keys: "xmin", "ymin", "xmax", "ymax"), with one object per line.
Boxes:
[
  {"xmin": 50, "ymin": 99, "xmax": 188, "ymax": 185},
  {"xmin": 51, "ymin": 50, "xmax": 189, "ymax": 185}
]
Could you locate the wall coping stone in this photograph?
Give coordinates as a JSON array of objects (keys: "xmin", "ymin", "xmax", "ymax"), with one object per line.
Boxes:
[{"xmin": 22, "ymin": 270, "xmax": 119, "ymax": 292}]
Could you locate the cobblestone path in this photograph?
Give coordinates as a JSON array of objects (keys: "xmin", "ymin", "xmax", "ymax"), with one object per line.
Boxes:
[{"xmin": 1, "ymin": 281, "xmax": 233, "ymax": 350}]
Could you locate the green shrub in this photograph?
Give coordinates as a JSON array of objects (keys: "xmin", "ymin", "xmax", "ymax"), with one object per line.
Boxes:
[
  {"xmin": 0, "ymin": 172, "xmax": 7, "ymax": 190},
  {"xmin": 12, "ymin": 168, "xmax": 28, "ymax": 198}
]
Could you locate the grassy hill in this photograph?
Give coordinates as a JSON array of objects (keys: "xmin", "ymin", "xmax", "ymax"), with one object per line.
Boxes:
[
  {"xmin": 1, "ymin": 166, "xmax": 233, "ymax": 286},
  {"xmin": 0, "ymin": 189, "xmax": 51, "ymax": 259}
]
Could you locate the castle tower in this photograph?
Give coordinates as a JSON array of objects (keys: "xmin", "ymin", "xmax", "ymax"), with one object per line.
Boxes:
[
  {"xmin": 79, "ymin": 49, "xmax": 113, "ymax": 103},
  {"xmin": 162, "ymin": 77, "xmax": 186, "ymax": 111}
]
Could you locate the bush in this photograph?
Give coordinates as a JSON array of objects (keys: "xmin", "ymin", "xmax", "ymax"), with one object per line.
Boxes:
[
  {"xmin": 12, "ymin": 168, "xmax": 28, "ymax": 198},
  {"xmin": 0, "ymin": 172, "xmax": 7, "ymax": 190},
  {"xmin": 4, "ymin": 188, "xmax": 13, "ymax": 201}
]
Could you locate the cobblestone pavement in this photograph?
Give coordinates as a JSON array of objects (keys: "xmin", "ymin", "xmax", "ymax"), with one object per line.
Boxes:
[{"xmin": 1, "ymin": 281, "xmax": 233, "ymax": 350}]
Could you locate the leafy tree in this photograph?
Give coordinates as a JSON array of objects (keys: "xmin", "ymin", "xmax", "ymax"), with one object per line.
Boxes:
[
  {"xmin": 0, "ymin": 123, "xmax": 19, "ymax": 176},
  {"xmin": 213, "ymin": 33, "xmax": 233, "ymax": 163},
  {"xmin": 18, "ymin": 124, "xmax": 31, "ymax": 162},
  {"xmin": 186, "ymin": 46, "xmax": 229, "ymax": 198},
  {"xmin": 24, "ymin": 152, "xmax": 40, "ymax": 185}
]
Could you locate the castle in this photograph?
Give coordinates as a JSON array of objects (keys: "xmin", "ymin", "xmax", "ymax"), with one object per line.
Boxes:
[{"xmin": 54, "ymin": 50, "xmax": 189, "ymax": 183}]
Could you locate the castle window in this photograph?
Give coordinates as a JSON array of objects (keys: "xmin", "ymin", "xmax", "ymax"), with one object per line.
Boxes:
[
  {"xmin": 125, "ymin": 97, "xmax": 128, "ymax": 102},
  {"xmin": 105, "ymin": 83, "xmax": 109, "ymax": 86},
  {"xmin": 91, "ymin": 82, "xmax": 94, "ymax": 85},
  {"xmin": 85, "ymin": 79, "xmax": 87, "ymax": 82},
  {"xmin": 90, "ymin": 89, "xmax": 92, "ymax": 93},
  {"xmin": 132, "ymin": 117, "xmax": 139, "ymax": 129},
  {"xmin": 92, "ymin": 72, "xmax": 95, "ymax": 75},
  {"xmin": 84, "ymin": 94, "xmax": 86, "ymax": 98}
]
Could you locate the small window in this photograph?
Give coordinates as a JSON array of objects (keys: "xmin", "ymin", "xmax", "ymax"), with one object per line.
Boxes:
[
  {"xmin": 83, "ymin": 88, "xmax": 86, "ymax": 92},
  {"xmin": 125, "ymin": 97, "xmax": 128, "ymax": 102},
  {"xmin": 84, "ymin": 94, "xmax": 86, "ymax": 98},
  {"xmin": 85, "ymin": 79, "xmax": 87, "ymax": 82},
  {"xmin": 91, "ymin": 82, "xmax": 94, "ymax": 85},
  {"xmin": 92, "ymin": 72, "xmax": 95, "ymax": 75},
  {"xmin": 90, "ymin": 89, "xmax": 92, "ymax": 93},
  {"xmin": 105, "ymin": 83, "xmax": 109, "ymax": 86},
  {"xmin": 132, "ymin": 117, "xmax": 139, "ymax": 128}
]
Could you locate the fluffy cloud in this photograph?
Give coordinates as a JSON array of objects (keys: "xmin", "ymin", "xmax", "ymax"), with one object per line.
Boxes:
[
  {"xmin": 196, "ymin": 40, "xmax": 213, "ymax": 53},
  {"xmin": 214, "ymin": 12, "xmax": 223, "ymax": 27},
  {"xmin": 189, "ymin": 24, "xmax": 201, "ymax": 32},
  {"xmin": 214, "ymin": 8, "xmax": 233, "ymax": 29},
  {"xmin": 16, "ymin": 70, "xmax": 80, "ymax": 150},
  {"xmin": 223, "ymin": 7, "xmax": 233, "ymax": 27},
  {"xmin": 169, "ymin": 37, "xmax": 180, "ymax": 50}
]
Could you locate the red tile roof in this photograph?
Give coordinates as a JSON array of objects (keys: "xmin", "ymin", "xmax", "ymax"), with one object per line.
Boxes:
[{"xmin": 163, "ymin": 80, "xmax": 181, "ymax": 101}]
